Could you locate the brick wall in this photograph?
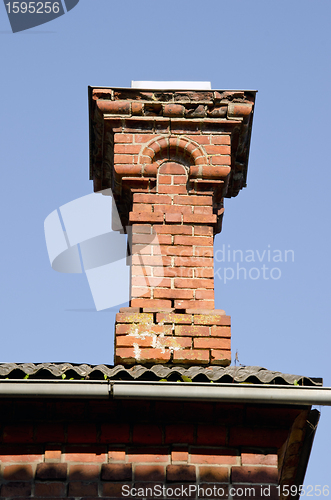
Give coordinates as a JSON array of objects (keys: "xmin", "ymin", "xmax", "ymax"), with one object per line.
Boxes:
[
  {"xmin": 89, "ymin": 88, "xmax": 255, "ymax": 367},
  {"xmin": 0, "ymin": 398, "xmax": 309, "ymax": 499}
]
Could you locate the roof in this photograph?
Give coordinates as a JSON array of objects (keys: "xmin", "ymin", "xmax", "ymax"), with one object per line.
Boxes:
[{"xmin": 0, "ymin": 363, "xmax": 322, "ymax": 386}]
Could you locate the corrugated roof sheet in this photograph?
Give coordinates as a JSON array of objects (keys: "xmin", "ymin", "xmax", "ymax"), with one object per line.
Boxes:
[{"xmin": 0, "ymin": 363, "xmax": 322, "ymax": 386}]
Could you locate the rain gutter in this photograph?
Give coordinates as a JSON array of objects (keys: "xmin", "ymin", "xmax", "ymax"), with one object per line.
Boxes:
[{"xmin": 0, "ymin": 380, "xmax": 331, "ymax": 406}]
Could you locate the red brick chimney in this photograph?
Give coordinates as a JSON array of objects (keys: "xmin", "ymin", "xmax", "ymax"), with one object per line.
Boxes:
[{"xmin": 88, "ymin": 84, "xmax": 256, "ymax": 366}]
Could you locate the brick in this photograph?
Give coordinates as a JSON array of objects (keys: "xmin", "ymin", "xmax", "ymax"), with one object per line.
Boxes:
[
  {"xmin": 183, "ymin": 214, "xmax": 217, "ymax": 224},
  {"xmin": 132, "ymin": 203, "xmax": 153, "ymax": 213},
  {"xmin": 199, "ymin": 466, "xmax": 229, "ymax": 482},
  {"xmin": 68, "ymin": 481, "xmax": 98, "ymax": 496},
  {"xmin": 130, "ymin": 298, "xmax": 172, "ymax": 308},
  {"xmin": 158, "ymin": 184, "xmax": 187, "ymax": 194},
  {"xmin": 114, "ymin": 153, "xmax": 136, "ymax": 164},
  {"xmin": 3, "ymin": 464, "xmax": 33, "ymax": 481},
  {"xmin": 36, "ymin": 463, "xmax": 67, "ymax": 480},
  {"xmin": 158, "ymin": 336, "xmax": 192, "ymax": 348},
  {"xmin": 116, "ymin": 324, "xmax": 172, "ymax": 336},
  {"xmin": 130, "ymin": 212, "xmax": 164, "ymax": 222},
  {"xmin": 194, "ymin": 338, "xmax": 230, "ymax": 349},
  {"xmin": 102, "ymin": 482, "xmax": 130, "ymax": 497},
  {"xmin": 131, "ymin": 255, "xmax": 172, "ymax": 266},
  {"xmin": 197, "ymin": 425, "xmax": 227, "ymax": 445},
  {"xmin": 165, "ymin": 425, "xmax": 194, "ymax": 444},
  {"xmin": 134, "ymin": 133, "xmax": 156, "ymax": 143},
  {"xmin": 98, "ymin": 100, "xmax": 130, "ymax": 114},
  {"xmin": 194, "ymin": 206, "xmax": 213, "ymax": 215},
  {"xmin": 158, "ymin": 163, "xmax": 186, "ymax": 175},
  {"xmin": 158, "ymin": 174, "xmax": 172, "ymax": 184},
  {"xmin": 204, "ymin": 145, "xmax": 230, "ymax": 155},
  {"xmin": 133, "ymin": 193, "xmax": 172, "ymax": 204},
  {"xmin": 154, "ymin": 288, "xmax": 194, "ymax": 299},
  {"xmin": 167, "ymin": 464, "xmax": 196, "ymax": 482},
  {"xmin": 231, "ymin": 466, "xmax": 278, "ymax": 483},
  {"xmin": 133, "ymin": 233, "xmax": 171, "ymax": 245},
  {"xmin": 211, "ymin": 155, "xmax": 231, "ymax": 165},
  {"xmin": 101, "ymin": 463, "xmax": 132, "ymax": 481},
  {"xmin": 114, "ymin": 143, "xmax": 141, "ymax": 154},
  {"xmin": 174, "ymin": 235, "xmax": 213, "ymax": 246},
  {"xmin": 229, "ymin": 427, "xmax": 289, "ymax": 448},
  {"xmin": 127, "ymin": 447, "xmax": 169, "ymax": 463},
  {"xmin": 132, "ymin": 224, "xmax": 152, "ymax": 234},
  {"xmin": 210, "ymin": 350, "xmax": 231, "ymax": 365},
  {"xmin": 154, "ymin": 204, "xmax": 191, "ymax": 214},
  {"xmin": 133, "ymin": 424, "xmax": 162, "ymax": 444},
  {"xmin": 163, "ymin": 104, "xmax": 185, "ymax": 117},
  {"xmin": 175, "ymin": 325, "xmax": 209, "ymax": 337},
  {"xmin": 64, "ymin": 445, "xmax": 107, "ymax": 463},
  {"xmin": 175, "ymin": 299, "xmax": 214, "ymax": 310},
  {"xmin": 35, "ymin": 423, "xmax": 65, "ymax": 443},
  {"xmin": 174, "ymin": 256, "xmax": 213, "ymax": 267},
  {"xmin": 131, "ymin": 286, "xmax": 151, "ymax": 298},
  {"xmin": 187, "ymin": 135, "xmax": 210, "ymax": 144},
  {"xmin": 196, "ymin": 290, "xmax": 214, "ymax": 300},
  {"xmin": 34, "ymin": 482, "xmax": 66, "ymax": 496},
  {"xmin": 173, "ymin": 350, "xmax": 209, "ymax": 363},
  {"xmin": 173, "ymin": 195, "xmax": 212, "ymax": 206},
  {"xmin": 3, "ymin": 424, "xmax": 33, "ymax": 443},
  {"xmin": 173, "ymin": 175, "xmax": 188, "ymax": 184},
  {"xmin": 116, "ymin": 312, "xmax": 153, "ymax": 324},
  {"xmin": 135, "ymin": 465, "xmax": 165, "ymax": 481},
  {"xmin": 156, "ymin": 313, "xmax": 192, "ymax": 324},
  {"xmin": 194, "ymin": 315, "xmax": 230, "ymax": 326},
  {"xmin": 241, "ymin": 452, "xmax": 278, "ymax": 466},
  {"xmin": 1, "ymin": 482, "xmax": 31, "ymax": 497},
  {"xmin": 153, "ymin": 266, "xmax": 193, "ymax": 278},
  {"xmin": 175, "ymin": 278, "xmax": 214, "ymax": 289},
  {"xmin": 194, "ymin": 268, "xmax": 214, "ymax": 278},
  {"xmin": 0, "ymin": 445, "xmax": 43, "ymax": 463},
  {"xmin": 190, "ymin": 448, "xmax": 238, "ymax": 465},
  {"xmin": 211, "ymin": 135, "xmax": 230, "ymax": 145},
  {"xmin": 108, "ymin": 449, "xmax": 126, "ymax": 462},
  {"xmin": 194, "ymin": 226, "xmax": 213, "ymax": 235},
  {"xmin": 69, "ymin": 464, "xmax": 100, "ymax": 480},
  {"xmin": 153, "ymin": 224, "xmax": 192, "ymax": 235},
  {"xmin": 100, "ymin": 423, "xmax": 130, "ymax": 444},
  {"xmin": 171, "ymin": 449, "xmax": 189, "ymax": 462},
  {"xmin": 165, "ymin": 213, "xmax": 182, "ymax": 223},
  {"xmin": 116, "ymin": 335, "xmax": 153, "ymax": 348},
  {"xmin": 115, "ymin": 347, "xmax": 171, "ymax": 363},
  {"xmin": 67, "ymin": 423, "xmax": 97, "ymax": 444},
  {"xmin": 114, "ymin": 133, "xmax": 134, "ymax": 143}
]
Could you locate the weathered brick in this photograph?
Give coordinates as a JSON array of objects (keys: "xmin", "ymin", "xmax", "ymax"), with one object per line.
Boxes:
[
  {"xmin": 3, "ymin": 464, "xmax": 33, "ymax": 481},
  {"xmin": 68, "ymin": 481, "xmax": 98, "ymax": 496},
  {"xmin": 165, "ymin": 425, "xmax": 194, "ymax": 444},
  {"xmin": 127, "ymin": 447, "xmax": 169, "ymax": 463},
  {"xmin": 1, "ymin": 482, "xmax": 32, "ymax": 497},
  {"xmin": 67, "ymin": 423, "xmax": 97, "ymax": 444},
  {"xmin": 196, "ymin": 425, "xmax": 227, "ymax": 445},
  {"xmin": 194, "ymin": 338, "xmax": 230, "ymax": 349},
  {"xmin": 69, "ymin": 464, "xmax": 100, "ymax": 480},
  {"xmin": 34, "ymin": 482, "xmax": 66, "ymax": 496},
  {"xmin": 199, "ymin": 466, "xmax": 229, "ymax": 482},
  {"xmin": 175, "ymin": 325, "xmax": 209, "ymax": 337},
  {"xmin": 241, "ymin": 452, "xmax": 278, "ymax": 466},
  {"xmin": 167, "ymin": 464, "xmax": 196, "ymax": 482},
  {"xmin": 133, "ymin": 424, "xmax": 162, "ymax": 444},
  {"xmin": 64, "ymin": 445, "xmax": 107, "ymax": 463},
  {"xmin": 35, "ymin": 463, "xmax": 67, "ymax": 480},
  {"xmin": 190, "ymin": 448, "xmax": 238, "ymax": 465},
  {"xmin": 100, "ymin": 423, "xmax": 130, "ymax": 444},
  {"xmin": 135, "ymin": 465, "xmax": 165, "ymax": 481},
  {"xmin": 173, "ymin": 350, "xmax": 209, "ymax": 363},
  {"xmin": 231, "ymin": 465, "xmax": 278, "ymax": 483},
  {"xmin": 101, "ymin": 463, "xmax": 132, "ymax": 481}
]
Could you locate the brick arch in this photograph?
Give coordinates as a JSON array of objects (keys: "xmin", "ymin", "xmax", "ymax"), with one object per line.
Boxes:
[{"xmin": 139, "ymin": 136, "xmax": 208, "ymax": 170}]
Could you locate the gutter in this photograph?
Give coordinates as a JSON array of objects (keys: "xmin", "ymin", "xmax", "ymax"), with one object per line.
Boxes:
[{"xmin": 0, "ymin": 380, "xmax": 331, "ymax": 405}]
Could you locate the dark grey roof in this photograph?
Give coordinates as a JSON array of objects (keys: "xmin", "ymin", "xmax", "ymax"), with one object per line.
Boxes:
[{"xmin": 0, "ymin": 363, "xmax": 322, "ymax": 386}]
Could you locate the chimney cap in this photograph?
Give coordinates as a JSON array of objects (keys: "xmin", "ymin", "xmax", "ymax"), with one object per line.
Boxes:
[{"xmin": 131, "ymin": 81, "xmax": 212, "ymax": 90}]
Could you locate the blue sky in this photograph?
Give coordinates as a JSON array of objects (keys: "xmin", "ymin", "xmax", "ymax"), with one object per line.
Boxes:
[{"xmin": 1, "ymin": 0, "xmax": 330, "ymax": 485}]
